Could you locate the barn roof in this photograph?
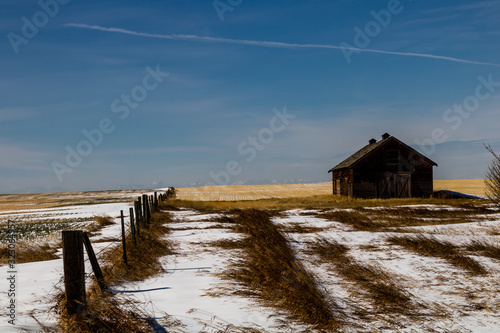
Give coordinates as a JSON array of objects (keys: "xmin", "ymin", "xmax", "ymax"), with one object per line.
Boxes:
[{"xmin": 328, "ymin": 134, "xmax": 437, "ymax": 173}]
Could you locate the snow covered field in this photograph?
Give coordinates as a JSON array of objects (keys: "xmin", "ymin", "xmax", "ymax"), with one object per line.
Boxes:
[
  {"xmin": 0, "ymin": 201, "xmax": 136, "ymax": 332},
  {"xmin": 113, "ymin": 207, "xmax": 500, "ymax": 332},
  {"xmin": 1, "ymin": 190, "xmax": 500, "ymax": 332}
]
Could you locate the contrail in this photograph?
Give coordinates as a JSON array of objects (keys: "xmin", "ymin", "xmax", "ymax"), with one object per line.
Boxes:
[{"xmin": 65, "ymin": 23, "xmax": 500, "ymax": 67}]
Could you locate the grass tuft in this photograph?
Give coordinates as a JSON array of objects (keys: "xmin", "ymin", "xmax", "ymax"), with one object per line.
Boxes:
[
  {"xmin": 388, "ymin": 235, "xmax": 487, "ymax": 275},
  {"xmin": 93, "ymin": 215, "xmax": 115, "ymax": 227},
  {"xmin": 318, "ymin": 210, "xmax": 382, "ymax": 231},
  {"xmin": 466, "ymin": 240, "xmax": 500, "ymax": 261},
  {"xmin": 0, "ymin": 243, "xmax": 59, "ymax": 264}
]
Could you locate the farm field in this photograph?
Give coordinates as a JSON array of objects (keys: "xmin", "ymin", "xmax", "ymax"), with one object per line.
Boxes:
[
  {"xmin": 434, "ymin": 179, "xmax": 486, "ymax": 197},
  {"xmin": 176, "ymin": 179, "xmax": 486, "ymax": 201},
  {"xmin": 0, "ymin": 179, "xmax": 486, "ymax": 213},
  {"xmin": 0, "ymin": 189, "xmax": 150, "ymax": 212},
  {"xmin": 129, "ymin": 201, "xmax": 500, "ymax": 332},
  {"xmin": 0, "ymin": 180, "xmax": 496, "ymax": 332}
]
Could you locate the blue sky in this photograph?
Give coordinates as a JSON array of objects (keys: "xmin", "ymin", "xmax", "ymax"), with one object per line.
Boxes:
[{"xmin": 1, "ymin": 0, "xmax": 500, "ymax": 194}]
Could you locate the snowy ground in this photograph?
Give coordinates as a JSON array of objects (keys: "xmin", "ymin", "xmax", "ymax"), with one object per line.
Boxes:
[
  {"xmin": 0, "ymin": 200, "xmax": 140, "ymax": 332},
  {"xmin": 2, "ymin": 199, "xmax": 500, "ymax": 332}
]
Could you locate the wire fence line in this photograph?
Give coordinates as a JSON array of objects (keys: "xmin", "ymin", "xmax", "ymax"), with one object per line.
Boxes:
[{"xmin": 55, "ymin": 188, "xmax": 176, "ymax": 321}]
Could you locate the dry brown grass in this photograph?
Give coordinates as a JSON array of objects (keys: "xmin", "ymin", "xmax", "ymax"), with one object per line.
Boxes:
[
  {"xmin": 205, "ymin": 238, "xmax": 245, "ymax": 250},
  {"xmin": 222, "ymin": 209, "xmax": 342, "ymax": 331},
  {"xmin": 93, "ymin": 215, "xmax": 115, "ymax": 227},
  {"xmin": 55, "ymin": 292, "xmax": 152, "ymax": 333},
  {"xmin": 318, "ymin": 211, "xmax": 383, "ymax": 231},
  {"xmin": 387, "ymin": 235, "xmax": 487, "ymax": 275},
  {"xmin": 308, "ymin": 238, "xmax": 414, "ymax": 314},
  {"xmin": 161, "ymin": 194, "xmax": 489, "ymax": 213},
  {"xmin": 278, "ymin": 223, "xmax": 325, "ymax": 234},
  {"xmin": 86, "ymin": 215, "xmax": 116, "ymax": 235},
  {"xmin": 317, "ymin": 204, "xmax": 497, "ymax": 232},
  {"xmin": 97, "ymin": 212, "xmax": 174, "ymax": 285},
  {"xmin": 466, "ymin": 240, "xmax": 500, "ymax": 261},
  {"xmin": 0, "ymin": 243, "xmax": 59, "ymax": 264}
]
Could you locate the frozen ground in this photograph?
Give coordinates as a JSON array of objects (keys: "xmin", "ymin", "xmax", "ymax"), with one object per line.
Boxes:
[
  {"xmin": 0, "ymin": 200, "xmax": 139, "ymax": 332},
  {"xmin": 2, "ymin": 199, "xmax": 500, "ymax": 332}
]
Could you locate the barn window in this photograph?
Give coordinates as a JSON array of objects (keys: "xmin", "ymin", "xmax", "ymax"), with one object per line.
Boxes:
[{"xmin": 385, "ymin": 150, "xmax": 400, "ymax": 165}]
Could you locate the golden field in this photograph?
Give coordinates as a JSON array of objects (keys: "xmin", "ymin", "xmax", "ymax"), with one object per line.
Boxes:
[
  {"xmin": 0, "ymin": 179, "xmax": 486, "ymax": 212},
  {"xmin": 176, "ymin": 179, "xmax": 487, "ymax": 201},
  {"xmin": 433, "ymin": 179, "xmax": 486, "ymax": 197}
]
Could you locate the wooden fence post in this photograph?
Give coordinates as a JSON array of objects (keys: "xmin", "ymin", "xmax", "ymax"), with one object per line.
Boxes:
[
  {"xmin": 82, "ymin": 233, "xmax": 107, "ymax": 293},
  {"xmin": 62, "ymin": 230, "xmax": 86, "ymax": 317},
  {"xmin": 129, "ymin": 207, "xmax": 136, "ymax": 246},
  {"xmin": 146, "ymin": 195, "xmax": 151, "ymax": 223},
  {"xmin": 134, "ymin": 201, "xmax": 141, "ymax": 237},
  {"xmin": 142, "ymin": 194, "xmax": 149, "ymax": 225},
  {"xmin": 154, "ymin": 192, "xmax": 158, "ymax": 212},
  {"xmin": 120, "ymin": 210, "xmax": 128, "ymax": 264},
  {"xmin": 137, "ymin": 197, "xmax": 142, "ymax": 228}
]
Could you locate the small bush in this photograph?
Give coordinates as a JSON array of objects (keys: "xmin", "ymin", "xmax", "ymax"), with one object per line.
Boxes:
[{"xmin": 93, "ymin": 215, "xmax": 115, "ymax": 226}]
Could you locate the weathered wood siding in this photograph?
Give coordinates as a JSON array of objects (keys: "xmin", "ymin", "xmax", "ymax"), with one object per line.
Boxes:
[{"xmin": 332, "ymin": 138, "xmax": 435, "ymax": 199}]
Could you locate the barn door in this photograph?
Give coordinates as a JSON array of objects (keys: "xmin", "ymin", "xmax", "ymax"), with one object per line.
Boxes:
[
  {"xmin": 395, "ymin": 173, "xmax": 411, "ymax": 198},
  {"xmin": 378, "ymin": 173, "xmax": 411, "ymax": 198},
  {"xmin": 378, "ymin": 173, "xmax": 394, "ymax": 198}
]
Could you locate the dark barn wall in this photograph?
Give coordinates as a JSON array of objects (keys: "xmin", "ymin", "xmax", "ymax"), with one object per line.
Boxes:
[
  {"xmin": 352, "ymin": 172, "xmax": 377, "ymax": 198},
  {"xmin": 411, "ymin": 169, "xmax": 434, "ymax": 197}
]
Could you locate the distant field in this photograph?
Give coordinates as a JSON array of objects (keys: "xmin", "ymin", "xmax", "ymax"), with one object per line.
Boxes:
[
  {"xmin": 0, "ymin": 189, "xmax": 149, "ymax": 212},
  {"xmin": 434, "ymin": 179, "xmax": 485, "ymax": 197},
  {"xmin": 177, "ymin": 179, "xmax": 486, "ymax": 201},
  {"xmin": 0, "ymin": 180, "xmax": 486, "ymax": 212},
  {"xmin": 176, "ymin": 183, "xmax": 333, "ymax": 201}
]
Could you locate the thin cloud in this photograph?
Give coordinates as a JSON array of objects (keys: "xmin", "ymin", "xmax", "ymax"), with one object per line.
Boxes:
[{"xmin": 65, "ymin": 23, "xmax": 500, "ymax": 67}]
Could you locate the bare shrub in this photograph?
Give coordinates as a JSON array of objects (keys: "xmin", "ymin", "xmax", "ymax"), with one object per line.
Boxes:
[{"xmin": 485, "ymin": 142, "xmax": 500, "ymax": 207}]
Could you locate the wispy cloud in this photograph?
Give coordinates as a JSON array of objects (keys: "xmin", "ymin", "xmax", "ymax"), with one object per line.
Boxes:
[
  {"xmin": 0, "ymin": 144, "xmax": 50, "ymax": 171},
  {"xmin": 65, "ymin": 23, "xmax": 500, "ymax": 68},
  {"xmin": 0, "ymin": 107, "xmax": 38, "ymax": 122},
  {"xmin": 102, "ymin": 146, "xmax": 214, "ymax": 156}
]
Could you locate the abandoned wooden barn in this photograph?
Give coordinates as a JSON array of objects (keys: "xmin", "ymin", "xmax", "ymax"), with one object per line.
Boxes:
[{"xmin": 328, "ymin": 133, "xmax": 438, "ymax": 199}]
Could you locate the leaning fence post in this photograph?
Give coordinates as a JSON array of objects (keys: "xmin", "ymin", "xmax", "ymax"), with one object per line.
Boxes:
[
  {"xmin": 129, "ymin": 207, "xmax": 136, "ymax": 246},
  {"xmin": 82, "ymin": 232, "xmax": 107, "ymax": 293},
  {"xmin": 62, "ymin": 230, "xmax": 86, "ymax": 317},
  {"xmin": 120, "ymin": 210, "xmax": 128, "ymax": 264}
]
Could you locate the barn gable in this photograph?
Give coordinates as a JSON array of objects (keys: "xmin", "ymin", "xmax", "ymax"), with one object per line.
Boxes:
[{"xmin": 328, "ymin": 133, "xmax": 437, "ymax": 199}]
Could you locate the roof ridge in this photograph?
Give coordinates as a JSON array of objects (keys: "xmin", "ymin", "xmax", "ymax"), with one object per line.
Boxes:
[{"xmin": 328, "ymin": 135, "xmax": 437, "ymax": 173}]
